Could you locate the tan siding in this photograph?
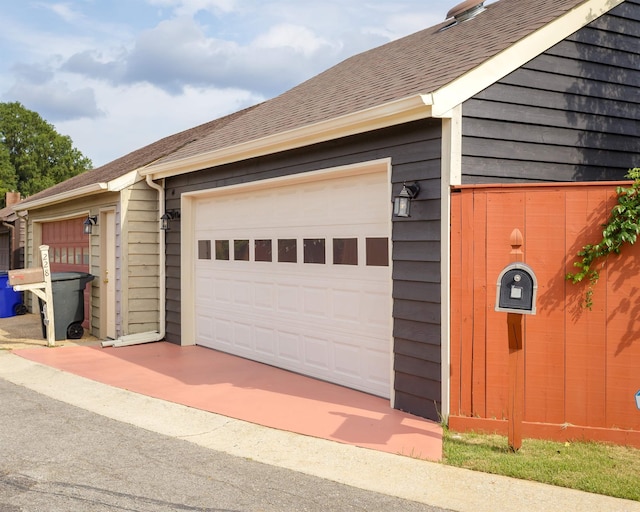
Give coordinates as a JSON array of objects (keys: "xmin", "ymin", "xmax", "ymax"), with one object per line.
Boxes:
[
  {"xmin": 90, "ymin": 229, "xmax": 100, "ymax": 335},
  {"xmin": 22, "ymin": 180, "xmax": 162, "ymax": 339},
  {"xmin": 128, "ymin": 243, "xmax": 158, "ymax": 255},
  {"xmin": 121, "ymin": 181, "xmax": 160, "ymax": 336},
  {"xmin": 23, "ymin": 192, "xmax": 119, "ymax": 335}
]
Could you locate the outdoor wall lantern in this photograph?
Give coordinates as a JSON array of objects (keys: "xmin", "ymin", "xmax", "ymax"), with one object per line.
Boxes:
[
  {"xmin": 83, "ymin": 215, "xmax": 98, "ymax": 235},
  {"xmin": 393, "ymin": 182, "xmax": 420, "ymax": 218},
  {"xmin": 160, "ymin": 210, "xmax": 180, "ymax": 231}
]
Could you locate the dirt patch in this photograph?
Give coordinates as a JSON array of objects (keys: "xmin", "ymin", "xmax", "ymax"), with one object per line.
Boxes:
[{"xmin": 0, "ymin": 313, "xmax": 100, "ymax": 350}]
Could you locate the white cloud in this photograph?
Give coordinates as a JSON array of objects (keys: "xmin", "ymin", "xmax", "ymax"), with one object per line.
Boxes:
[
  {"xmin": 252, "ymin": 23, "xmax": 331, "ymax": 57},
  {"xmin": 54, "ymin": 81, "xmax": 260, "ymax": 167},
  {"xmin": 146, "ymin": 0, "xmax": 238, "ymax": 16},
  {"xmin": 61, "ymin": 15, "xmax": 343, "ymax": 96},
  {"xmin": 6, "ymin": 79, "xmax": 103, "ymax": 122},
  {"xmin": 2, "ymin": 0, "xmax": 474, "ymax": 167},
  {"xmin": 35, "ymin": 2, "xmax": 86, "ymax": 24}
]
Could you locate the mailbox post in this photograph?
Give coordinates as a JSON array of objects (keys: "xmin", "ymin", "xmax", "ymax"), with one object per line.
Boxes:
[
  {"xmin": 10, "ymin": 245, "xmax": 56, "ymax": 347},
  {"xmin": 495, "ymin": 229, "xmax": 537, "ymax": 451}
]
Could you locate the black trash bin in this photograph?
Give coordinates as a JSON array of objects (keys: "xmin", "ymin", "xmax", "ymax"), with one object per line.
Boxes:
[{"xmin": 39, "ymin": 272, "xmax": 95, "ymax": 341}]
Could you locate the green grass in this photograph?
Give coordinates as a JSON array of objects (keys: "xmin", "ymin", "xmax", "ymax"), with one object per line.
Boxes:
[{"xmin": 442, "ymin": 430, "xmax": 640, "ymax": 501}]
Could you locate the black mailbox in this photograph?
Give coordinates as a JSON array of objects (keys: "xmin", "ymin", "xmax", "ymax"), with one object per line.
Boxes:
[{"xmin": 495, "ymin": 263, "xmax": 537, "ymax": 315}]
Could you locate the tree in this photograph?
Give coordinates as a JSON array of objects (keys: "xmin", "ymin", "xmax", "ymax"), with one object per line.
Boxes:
[
  {"xmin": 0, "ymin": 102, "xmax": 92, "ymax": 208},
  {"xmin": 0, "ymin": 145, "xmax": 18, "ymax": 204}
]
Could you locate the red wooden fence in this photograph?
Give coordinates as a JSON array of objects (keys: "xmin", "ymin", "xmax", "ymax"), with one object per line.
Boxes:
[{"xmin": 450, "ymin": 183, "xmax": 640, "ymax": 447}]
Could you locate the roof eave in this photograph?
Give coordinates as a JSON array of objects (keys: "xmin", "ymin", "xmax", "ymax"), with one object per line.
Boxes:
[
  {"xmin": 13, "ymin": 170, "xmax": 141, "ymax": 212},
  {"xmin": 140, "ymin": 94, "xmax": 435, "ymax": 180},
  {"xmin": 136, "ymin": 0, "xmax": 624, "ymax": 182},
  {"xmin": 431, "ymin": 0, "xmax": 625, "ymax": 115},
  {"xmin": 14, "ymin": 183, "xmax": 109, "ymax": 211}
]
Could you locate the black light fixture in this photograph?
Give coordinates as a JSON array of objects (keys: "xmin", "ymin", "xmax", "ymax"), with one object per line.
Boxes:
[
  {"xmin": 83, "ymin": 215, "xmax": 98, "ymax": 235},
  {"xmin": 393, "ymin": 182, "xmax": 420, "ymax": 218},
  {"xmin": 160, "ymin": 210, "xmax": 180, "ymax": 231}
]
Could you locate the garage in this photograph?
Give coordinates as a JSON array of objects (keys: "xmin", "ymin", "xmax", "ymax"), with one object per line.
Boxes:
[
  {"xmin": 192, "ymin": 166, "xmax": 393, "ymax": 398},
  {"xmin": 41, "ymin": 217, "xmax": 91, "ymax": 326},
  {"xmin": 41, "ymin": 217, "xmax": 90, "ymax": 273}
]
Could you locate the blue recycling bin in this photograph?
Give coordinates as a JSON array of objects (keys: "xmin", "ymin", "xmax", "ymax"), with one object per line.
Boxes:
[
  {"xmin": 39, "ymin": 272, "xmax": 94, "ymax": 340},
  {"xmin": 0, "ymin": 271, "xmax": 27, "ymax": 318}
]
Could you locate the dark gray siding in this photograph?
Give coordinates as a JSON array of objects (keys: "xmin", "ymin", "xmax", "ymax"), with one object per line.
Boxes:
[
  {"xmin": 462, "ymin": 0, "xmax": 640, "ymax": 183},
  {"xmin": 164, "ymin": 119, "xmax": 444, "ymax": 421}
]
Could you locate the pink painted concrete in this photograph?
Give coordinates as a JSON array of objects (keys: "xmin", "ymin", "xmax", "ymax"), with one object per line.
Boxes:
[{"xmin": 15, "ymin": 342, "xmax": 442, "ymax": 461}]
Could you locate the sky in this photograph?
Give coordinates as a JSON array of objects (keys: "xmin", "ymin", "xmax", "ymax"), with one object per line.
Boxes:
[{"xmin": 0, "ymin": 0, "xmax": 495, "ymax": 168}]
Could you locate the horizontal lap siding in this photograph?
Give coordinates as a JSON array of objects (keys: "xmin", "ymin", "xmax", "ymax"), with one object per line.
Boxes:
[
  {"xmin": 124, "ymin": 182, "xmax": 160, "ymax": 335},
  {"xmin": 165, "ymin": 120, "xmax": 444, "ymax": 421},
  {"xmin": 462, "ymin": 1, "xmax": 640, "ymax": 184},
  {"xmin": 27, "ymin": 193, "xmax": 120, "ymax": 336}
]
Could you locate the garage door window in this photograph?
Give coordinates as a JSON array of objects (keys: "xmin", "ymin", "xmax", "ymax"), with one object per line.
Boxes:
[
  {"xmin": 234, "ymin": 240, "xmax": 249, "ymax": 261},
  {"xmin": 255, "ymin": 240, "xmax": 272, "ymax": 262},
  {"xmin": 333, "ymin": 238, "xmax": 358, "ymax": 265},
  {"xmin": 198, "ymin": 240, "xmax": 211, "ymax": 259},
  {"xmin": 278, "ymin": 239, "xmax": 297, "ymax": 263},
  {"xmin": 215, "ymin": 240, "xmax": 230, "ymax": 260},
  {"xmin": 366, "ymin": 237, "xmax": 389, "ymax": 266},
  {"xmin": 303, "ymin": 238, "xmax": 325, "ymax": 264},
  {"xmin": 203, "ymin": 236, "xmax": 388, "ymax": 266}
]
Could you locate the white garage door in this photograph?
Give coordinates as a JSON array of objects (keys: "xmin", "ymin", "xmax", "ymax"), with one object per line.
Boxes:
[{"xmin": 193, "ymin": 168, "xmax": 392, "ymax": 397}]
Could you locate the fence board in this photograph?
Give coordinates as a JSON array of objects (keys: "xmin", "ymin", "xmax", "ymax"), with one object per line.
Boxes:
[
  {"xmin": 450, "ymin": 183, "xmax": 640, "ymax": 446},
  {"xmin": 471, "ymin": 191, "xmax": 487, "ymax": 418}
]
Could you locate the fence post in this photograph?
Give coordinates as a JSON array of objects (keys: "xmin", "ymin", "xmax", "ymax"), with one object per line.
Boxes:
[
  {"xmin": 507, "ymin": 229, "xmax": 524, "ymax": 451},
  {"xmin": 39, "ymin": 245, "xmax": 56, "ymax": 348}
]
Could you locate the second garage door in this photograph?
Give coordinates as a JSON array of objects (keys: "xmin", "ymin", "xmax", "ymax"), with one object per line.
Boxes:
[
  {"xmin": 193, "ymin": 168, "xmax": 392, "ymax": 397},
  {"xmin": 42, "ymin": 217, "xmax": 91, "ymax": 328}
]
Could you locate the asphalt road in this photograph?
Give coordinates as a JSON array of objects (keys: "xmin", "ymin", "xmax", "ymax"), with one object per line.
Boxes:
[{"xmin": 0, "ymin": 378, "xmax": 451, "ymax": 512}]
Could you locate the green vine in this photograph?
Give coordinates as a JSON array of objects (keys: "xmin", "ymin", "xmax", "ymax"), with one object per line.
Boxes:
[{"xmin": 566, "ymin": 168, "xmax": 640, "ymax": 309}]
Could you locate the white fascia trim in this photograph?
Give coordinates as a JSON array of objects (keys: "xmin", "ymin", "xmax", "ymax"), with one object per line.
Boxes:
[
  {"xmin": 141, "ymin": 95, "xmax": 434, "ymax": 180},
  {"xmin": 13, "ymin": 183, "xmax": 108, "ymax": 211},
  {"xmin": 107, "ymin": 170, "xmax": 141, "ymax": 192},
  {"xmin": 13, "ymin": 170, "xmax": 141, "ymax": 212},
  {"xmin": 431, "ymin": 0, "xmax": 624, "ymax": 116}
]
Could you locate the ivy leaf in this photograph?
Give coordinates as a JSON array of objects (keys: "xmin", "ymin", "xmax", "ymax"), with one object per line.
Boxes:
[{"xmin": 567, "ymin": 168, "xmax": 640, "ymax": 308}]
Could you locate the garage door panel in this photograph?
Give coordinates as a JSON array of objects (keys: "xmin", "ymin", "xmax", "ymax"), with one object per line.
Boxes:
[
  {"xmin": 303, "ymin": 335, "xmax": 331, "ymax": 371},
  {"xmin": 194, "ymin": 169, "xmax": 391, "ymax": 397},
  {"xmin": 214, "ymin": 278, "xmax": 232, "ymax": 304},
  {"xmin": 199, "ymin": 273, "xmax": 384, "ymax": 337},
  {"xmin": 255, "ymin": 327, "xmax": 276, "ymax": 356},
  {"xmin": 213, "ymin": 318, "xmax": 232, "ymax": 346},
  {"xmin": 278, "ymin": 331, "xmax": 301, "ymax": 362},
  {"xmin": 333, "ymin": 341, "xmax": 362, "ymax": 378},
  {"xmin": 366, "ymin": 348, "xmax": 392, "ymax": 385},
  {"xmin": 196, "ymin": 314, "xmax": 214, "ymax": 343},
  {"xmin": 333, "ymin": 290, "xmax": 361, "ymax": 323},
  {"xmin": 277, "ymin": 284, "xmax": 299, "ymax": 313},
  {"xmin": 234, "ymin": 322, "xmax": 253, "ymax": 350},
  {"xmin": 254, "ymin": 283, "xmax": 274, "ymax": 310},
  {"xmin": 363, "ymin": 291, "xmax": 392, "ymax": 328},
  {"xmin": 302, "ymin": 286, "xmax": 328, "ymax": 318},
  {"xmin": 233, "ymin": 281, "xmax": 252, "ymax": 306}
]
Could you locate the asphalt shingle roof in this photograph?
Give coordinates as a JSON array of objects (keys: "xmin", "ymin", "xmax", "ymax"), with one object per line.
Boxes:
[
  {"xmin": 20, "ymin": 0, "xmax": 590, "ymax": 205},
  {"xmin": 153, "ymin": 0, "xmax": 587, "ymax": 165},
  {"xmin": 17, "ymin": 105, "xmax": 258, "ymax": 206}
]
